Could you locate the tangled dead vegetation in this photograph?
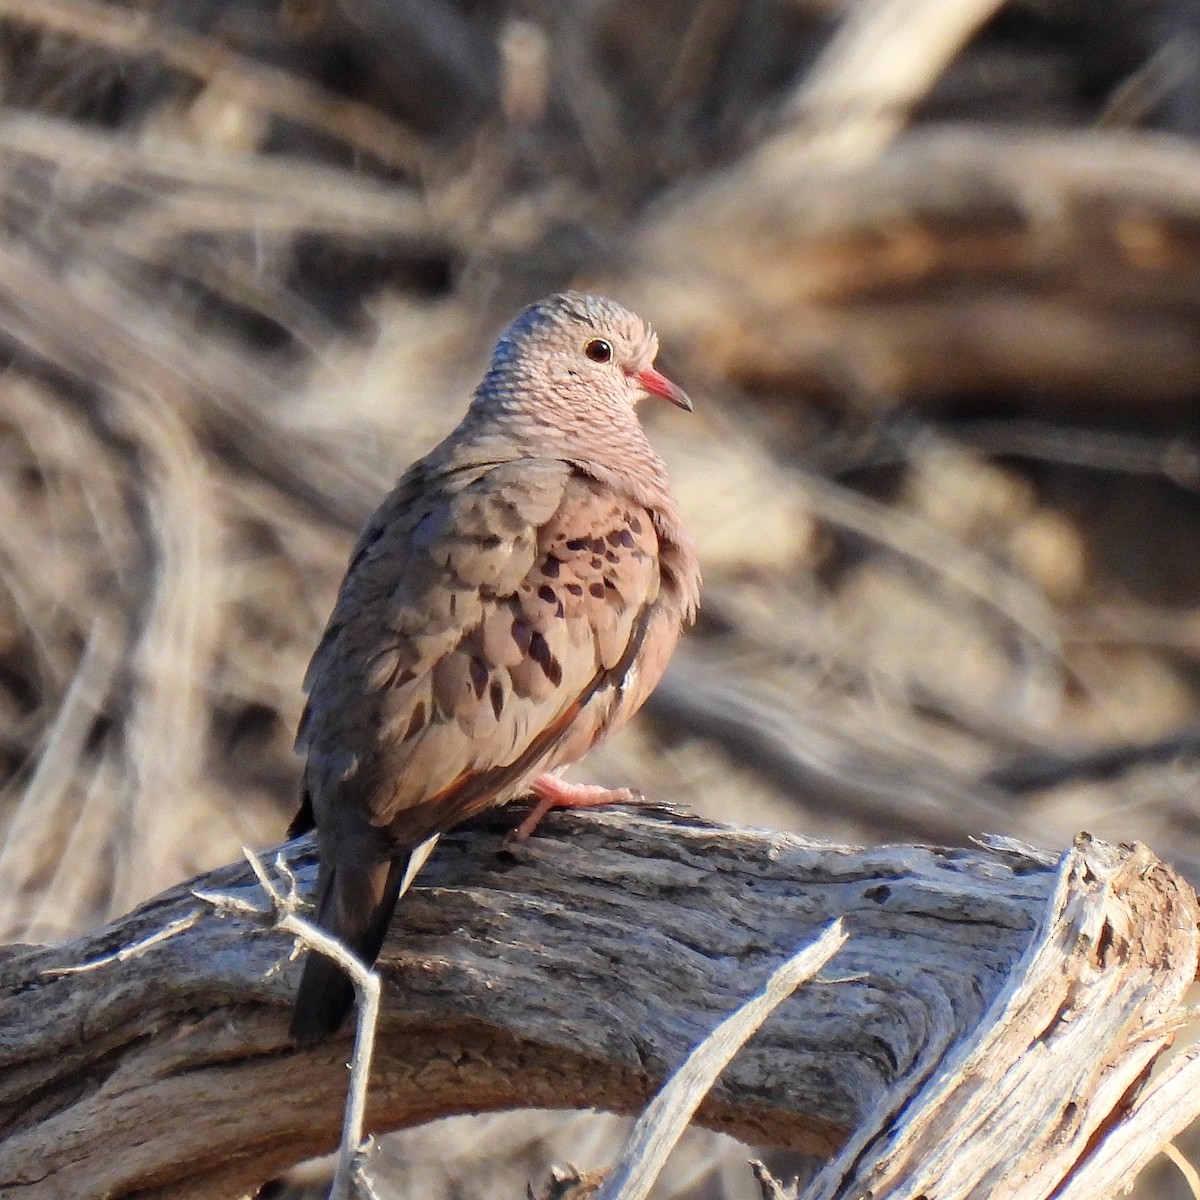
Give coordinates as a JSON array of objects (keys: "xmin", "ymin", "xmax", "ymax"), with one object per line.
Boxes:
[{"xmin": 4, "ymin": 0, "xmax": 1200, "ymax": 1195}]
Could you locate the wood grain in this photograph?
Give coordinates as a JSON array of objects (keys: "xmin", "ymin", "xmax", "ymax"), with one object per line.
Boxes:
[{"xmin": 0, "ymin": 810, "xmax": 1193, "ymax": 1200}]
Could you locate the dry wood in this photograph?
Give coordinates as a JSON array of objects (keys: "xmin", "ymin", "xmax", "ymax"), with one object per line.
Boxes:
[
  {"xmin": 0, "ymin": 809, "xmax": 1194, "ymax": 1200},
  {"xmin": 774, "ymin": 0, "xmax": 1008, "ymax": 165},
  {"xmin": 622, "ymin": 126, "xmax": 1200, "ymax": 408},
  {"xmin": 0, "ymin": 0, "xmax": 430, "ymax": 172},
  {"xmin": 594, "ymin": 922, "xmax": 848, "ymax": 1200}
]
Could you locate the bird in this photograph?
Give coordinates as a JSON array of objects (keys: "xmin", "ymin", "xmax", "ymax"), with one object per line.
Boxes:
[{"xmin": 288, "ymin": 292, "xmax": 701, "ymax": 1044}]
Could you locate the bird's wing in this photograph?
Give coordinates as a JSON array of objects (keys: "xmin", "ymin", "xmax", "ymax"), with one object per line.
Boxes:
[{"xmin": 298, "ymin": 458, "xmax": 665, "ymax": 841}]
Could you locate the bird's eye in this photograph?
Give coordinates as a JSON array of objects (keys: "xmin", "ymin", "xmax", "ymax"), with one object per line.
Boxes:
[{"xmin": 584, "ymin": 338, "xmax": 613, "ymax": 364}]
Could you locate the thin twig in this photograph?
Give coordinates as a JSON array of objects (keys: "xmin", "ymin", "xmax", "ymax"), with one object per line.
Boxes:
[
  {"xmin": 1162, "ymin": 1143, "xmax": 1200, "ymax": 1200},
  {"xmin": 197, "ymin": 847, "xmax": 383, "ymax": 1200},
  {"xmin": 39, "ymin": 910, "xmax": 202, "ymax": 976},
  {"xmin": 593, "ymin": 920, "xmax": 848, "ymax": 1200}
]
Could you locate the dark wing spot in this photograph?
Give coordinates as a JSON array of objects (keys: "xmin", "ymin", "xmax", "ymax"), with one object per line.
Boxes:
[
  {"xmin": 489, "ymin": 679, "xmax": 504, "ymax": 719},
  {"xmin": 589, "ymin": 537, "xmax": 606, "ymax": 554},
  {"xmin": 541, "ymin": 556, "xmax": 562, "ymax": 578},
  {"xmin": 511, "ymin": 618, "xmax": 532, "ymax": 651},
  {"xmin": 590, "ymin": 557, "xmax": 604, "ymax": 569},
  {"xmin": 528, "ymin": 631, "xmax": 563, "ymax": 686},
  {"xmin": 404, "ymin": 701, "xmax": 427, "ymax": 741},
  {"xmin": 607, "ymin": 529, "xmax": 636, "ymax": 548},
  {"xmin": 605, "ymin": 550, "xmax": 619, "ymax": 563},
  {"xmin": 566, "ymin": 583, "xmax": 583, "ymax": 596},
  {"xmin": 469, "ymin": 656, "xmax": 489, "ymax": 699},
  {"xmin": 589, "ymin": 583, "xmax": 605, "ymax": 599},
  {"xmin": 538, "ymin": 584, "xmax": 557, "ymax": 604},
  {"xmin": 603, "ymin": 576, "xmax": 618, "ymax": 590},
  {"xmin": 566, "ymin": 537, "xmax": 588, "ymax": 551},
  {"xmin": 628, "ymin": 514, "xmax": 643, "ymax": 534}
]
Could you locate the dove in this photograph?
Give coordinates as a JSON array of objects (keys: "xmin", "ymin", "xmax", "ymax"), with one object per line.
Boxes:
[{"xmin": 288, "ymin": 292, "xmax": 700, "ymax": 1043}]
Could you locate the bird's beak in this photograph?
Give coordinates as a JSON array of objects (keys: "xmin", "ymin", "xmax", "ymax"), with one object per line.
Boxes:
[{"xmin": 629, "ymin": 365, "xmax": 692, "ymax": 412}]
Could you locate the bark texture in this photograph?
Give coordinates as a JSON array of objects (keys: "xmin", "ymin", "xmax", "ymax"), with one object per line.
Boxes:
[{"xmin": 0, "ymin": 809, "xmax": 1194, "ymax": 1200}]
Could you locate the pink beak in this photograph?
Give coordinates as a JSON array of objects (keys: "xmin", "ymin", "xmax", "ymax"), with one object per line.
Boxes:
[{"xmin": 629, "ymin": 365, "xmax": 692, "ymax": 412}]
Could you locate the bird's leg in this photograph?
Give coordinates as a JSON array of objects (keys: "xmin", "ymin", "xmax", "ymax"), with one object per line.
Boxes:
[{"xmin": 508, "ymin": 774, "xmax": 642, "ymax": 841}]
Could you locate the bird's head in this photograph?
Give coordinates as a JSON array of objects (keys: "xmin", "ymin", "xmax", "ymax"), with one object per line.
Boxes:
[{"xmin": 479, "ymin": 292, "xmax": 692, "ymax": 427}]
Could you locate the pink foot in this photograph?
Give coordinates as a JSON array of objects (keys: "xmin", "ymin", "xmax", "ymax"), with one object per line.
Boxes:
[{"xmin": 508, "ymin": 774, "xmax": 642, "ymax": 841}]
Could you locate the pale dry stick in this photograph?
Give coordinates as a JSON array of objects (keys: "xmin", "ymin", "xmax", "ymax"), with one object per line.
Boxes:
[
  {"xmin": 0, "ymin": 479, "xmax": 87, "ymax": 687},
  {"xmin": 0, "ymin": 0, "xmax": 428, "ymax": 173},
  {"xmin": 198, "ymin": 840, "xmax": 438, "ymax": 1200},
  {"xmin": 1052, "ymin": 1043, "xmax": 1200, "ymax": 1200},
  {"xmin": 0, "ymin": 617, "xmax": 121, "ymax": 938},
  {"xmin": 1099, "ymin": 37, "xmax": 1200, "ymax": 129},
  {"xmin": 659, "ymin": 0, "xmax": 743, "ymax": 111},
  {"xmin": 27, "ymin": 754, "xmax": 123, "ymax": 937},
  {"xmin": 110, "ymin": 391, "xmax": 223, "ymax": 912},
  {"xmin": 0, "ymin": 110, "xmax": 436, "ymax": 241},
  {"xmin": 39, "ymin": 911, "xmax": 204, "ymax": 976},
  {"xmin": 594, "ymin": 921, "xmax": 848, "ymax": 1200},
  {"xmin": 196, "ymin": 849, "xmax": 379, "ymax": 1200},
  {"xmin": 763, "ymin": 0, "xmax": 1006, "ymax": 169},
  {"xmin": 750, "ymin": 1160, "xmax": 799, "ymax": 1200},
  {"xmin": 0, "ymin": 110, "xmax": 433, "ymax": 237},
  {"xmin": 1161, "ymin": 1142, "xmax": 1200, "ymax": 1200},
  {"xmin": 947, "ymin": 420, "xmax": 1200, "ymax": 491}
]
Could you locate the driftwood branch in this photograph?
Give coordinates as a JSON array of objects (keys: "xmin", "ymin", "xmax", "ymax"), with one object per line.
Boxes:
[{"xmin": 0, "ymin": 809, "xmax": 1195, "ymax": 1200}]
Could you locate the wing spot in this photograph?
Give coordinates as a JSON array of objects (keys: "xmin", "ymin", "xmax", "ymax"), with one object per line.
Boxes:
[
  {"xmin": 590, "ymin": 556, "xmax": 604, "ymax": 569},
  {"xmin": 469, "ymin": 656, "xmax": 489, "ymax": 699},
  {"xmin": 607, "ymin": 529, "xmax": 636, "ymax": 548},
  {"xmin": 538, "ymin": 584, "xmax": 557, "ymax": 604},
  {"xmin": 528, "ymin": 631, "xmax": 564, "ymax": 686},
  {"xmin": 489, "ymin": 679, "xmax": 504, "ymax": 719},
  {"xmin": 605, "ymin": 550, "xmax": 619, "ymax": 563},
  {"xmin": 566, "ymin": 583, "xmax": 583, "ymax": 596},
  {"xmin": 511, "ymin": 617, "xmax": 532, "ymax": 651},
  {"xmin": 404, "ymin": 701, "xmax": 427, "ymax": 741},
  {"xmin": 541, "ymin": 556, "xmax": 562, "ymax": 578},
  {"xmin": 566, "ymin": 537, "xmax": 588, "ymax": 551},
  {"xmin": 589, "ymin": 582, "xmax": 605, "ymax": 599}
]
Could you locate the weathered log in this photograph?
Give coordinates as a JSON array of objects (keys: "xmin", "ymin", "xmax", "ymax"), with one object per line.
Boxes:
[{"xmin": 0, "ymin": 808, "xmax": 1194, "ymax": 1200}]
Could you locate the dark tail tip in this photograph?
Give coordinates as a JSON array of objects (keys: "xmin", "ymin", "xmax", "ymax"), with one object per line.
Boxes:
[{"xmin": 289, "ymin": 951, "xmax": 355, "ymax": 1044}]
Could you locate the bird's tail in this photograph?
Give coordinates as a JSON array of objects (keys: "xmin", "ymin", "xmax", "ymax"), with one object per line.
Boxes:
[{"xmin": 289, "ymin": 851, "xmax": 409, "ymax": 1045}]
